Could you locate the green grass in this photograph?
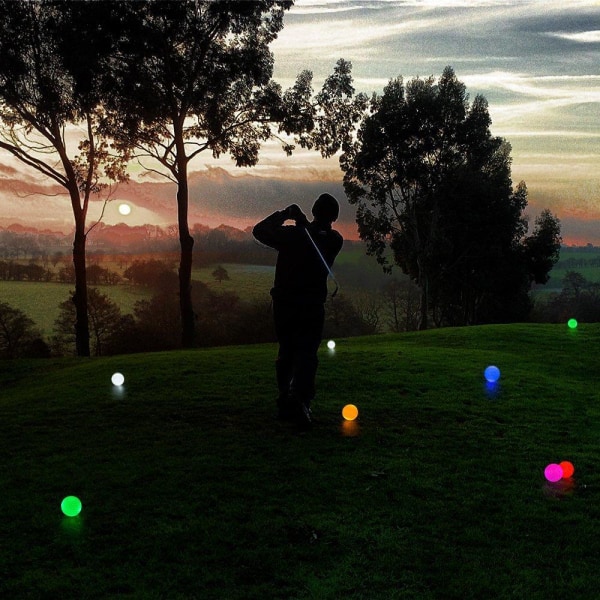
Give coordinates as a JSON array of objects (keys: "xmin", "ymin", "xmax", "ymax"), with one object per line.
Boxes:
[
  {"xmin": 192, "ymin": 263, "xmax": 274, "ymax": 300},
  {"xmin": 0, "ymin": 281, "xmax": 152, "ymax": 336},
  {"xmin": 2, "ymin": 324, "xmax": 600, "ymax": 598}
]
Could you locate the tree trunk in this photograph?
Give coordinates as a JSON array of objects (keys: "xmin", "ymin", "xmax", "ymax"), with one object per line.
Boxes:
[
  {"xmin": 417, "ymin": 265, "xmax": 429, "ymax": 331},
  {"xmin": 72, "ymin": 221, "xmax": 90, "ymax": 357},
  {"xmin": 176, "ymin": 171, "xmax": 195, "ymax": 348}
]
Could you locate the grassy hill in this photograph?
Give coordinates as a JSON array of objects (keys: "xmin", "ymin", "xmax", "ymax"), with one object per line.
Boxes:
[{"xmin": 2, "ymin": 324, "xmax": 600, "ymax": 599}]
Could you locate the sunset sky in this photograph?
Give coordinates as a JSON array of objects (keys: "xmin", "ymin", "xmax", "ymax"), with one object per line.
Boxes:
[{"xmin": 0, "ymin": 0, "xmax": 598, "ymax": 244}]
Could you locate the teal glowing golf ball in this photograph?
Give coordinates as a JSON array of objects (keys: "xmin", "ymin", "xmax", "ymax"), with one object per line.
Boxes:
[
  {"xmin": 61, "ymin": 496, "xmax": 82, "ymax": 517},
  {"xmin": 484, "ymin": 365, "xmax": 500, "ymax": 383}
]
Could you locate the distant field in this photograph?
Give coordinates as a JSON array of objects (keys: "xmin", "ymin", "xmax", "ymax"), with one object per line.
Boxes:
[
  {"xmin": 552, "ymin": 247, "xmax": 600, "ymax": 284},
  {"xmin": 0, "ymin": 282, "xmax": 152, "ymax": 336},
  {"xmin": 2, "ymin": 244, "xmax": 599, "ymax": 336},
  {"xmin": 0, "ymin": 265, "xmax": 274, "ymax": 337},
  {"xmin": 192, "ymin": 263, "xmax": 274, "ymax": 300}
]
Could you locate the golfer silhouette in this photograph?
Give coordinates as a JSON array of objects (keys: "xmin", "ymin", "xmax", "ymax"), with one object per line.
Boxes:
[{"xmin": 253, "ymin": 194, "xmax": 343, "ymax": 426}]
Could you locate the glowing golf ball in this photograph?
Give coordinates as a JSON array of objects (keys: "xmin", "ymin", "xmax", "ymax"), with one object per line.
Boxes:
[
  {"xmin": 484, "ymin": 365, "xmax": 501, "ymax": 383},
  {"xmin": 61, "ymin": 496, "xmax": 82, "ymax": 517},
  {"xmin": 327, "ymin": 340, "xmax": 336, "ymax": 350},
  {"xmin": 544, "ymin": 463, "xmax": 564, "ymax": 483},
  {"xmin": 111, "ymin": 372, "xmax": 125, "ymax": 386},
  {"xmin": 342, "ymin": 404, "xmax": 359, "ymax": 421},
  {"xmin": 118, "ymin": 203, "xmax": 131, "ymax": 216},
  {"xmin": 559, "ymin": 460, "xmax": 575, "ymax": 479},
  {"xmin": 567, "ymin": 318, "xmax": 578, "ymax": 330}
]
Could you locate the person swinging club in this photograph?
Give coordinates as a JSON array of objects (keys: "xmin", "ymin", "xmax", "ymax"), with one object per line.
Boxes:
[{"xmin": 253, "ymin": 194, "xmax": 343, "ymax": 427}]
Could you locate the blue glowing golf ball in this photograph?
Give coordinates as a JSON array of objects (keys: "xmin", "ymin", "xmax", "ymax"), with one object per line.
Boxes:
[{"xmin": 484, "ymin": 365, "xmax": 501, "ymax": 383}]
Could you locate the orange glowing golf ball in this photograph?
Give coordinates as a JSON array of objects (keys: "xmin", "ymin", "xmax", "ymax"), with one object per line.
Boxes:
[
  {"xmin": 342, "ymin": 404, "xmax": 359, "ymax": 421},
  {"xmin": 559, "ymin": 461, "xmax": 575, "ymax": 479}
]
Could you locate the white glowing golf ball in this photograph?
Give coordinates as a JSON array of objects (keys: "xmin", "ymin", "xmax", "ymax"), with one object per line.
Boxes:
[
  {"xmin": 118, "ymin": 203, "xmax": 131, "ymax": 216},
  {"xmin": 111, "ymin": 372, "xmax": 125, "ymax": 386},
  {"xmin": 327, "ymin": 340, "xmax": 336, "ymax": 350}
]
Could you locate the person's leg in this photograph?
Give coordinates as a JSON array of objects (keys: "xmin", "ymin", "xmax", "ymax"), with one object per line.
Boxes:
[
  {"xmin": 273, "ymin": 300, "xmax": 295, "ymax": 417},
  {"xmin": 290, "ymin": 303, "xmax": 325, "ymax": 415}
]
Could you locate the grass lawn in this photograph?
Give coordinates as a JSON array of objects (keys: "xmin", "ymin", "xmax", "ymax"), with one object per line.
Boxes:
[{"xmin": 1, "ymin": 324, "xmax": 600, "ymax": 598}]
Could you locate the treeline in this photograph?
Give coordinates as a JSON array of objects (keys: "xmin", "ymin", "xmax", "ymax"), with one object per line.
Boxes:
[
  {"xmin": 193, "ymin": 229, "xmax": 275, "ymax": 267},
  {"xmin": 0, "ymin": 261, "xmax": 54, "ymax": 282},
  {"xmin": 0, "ymin": 259, "xmax": 381, "ymax": 359},
  {"xmin": 533, "ymin": 271, "xmax": 600, "ymax": 323},
  {"xmin": 0, "ymin": 224, "xmax": 277, "ymax": 270},
  {"xmin": 557, "ymin": 257, "xmax": 600, "ymax": 269}
]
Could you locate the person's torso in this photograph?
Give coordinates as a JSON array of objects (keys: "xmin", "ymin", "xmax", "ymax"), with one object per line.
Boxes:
[{"xmin": 272, "ymin": 223, "xmax": 342, "ymax": 304}]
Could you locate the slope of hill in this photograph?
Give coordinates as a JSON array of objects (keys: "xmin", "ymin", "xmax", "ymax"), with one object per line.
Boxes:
[{"xmin": 2, "ymin": 324, "xmax": 599, "ymax": 598}]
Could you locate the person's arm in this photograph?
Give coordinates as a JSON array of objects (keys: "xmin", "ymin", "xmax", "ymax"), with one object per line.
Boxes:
[{"xmin": 252, "ymin": 205, "xmax": 308, "ymax": 250}]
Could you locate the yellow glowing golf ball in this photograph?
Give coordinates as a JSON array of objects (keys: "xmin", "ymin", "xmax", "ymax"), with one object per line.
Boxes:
[{"xmin": 342, "ymin": 404, "xmax": 359, "ymax": 421}]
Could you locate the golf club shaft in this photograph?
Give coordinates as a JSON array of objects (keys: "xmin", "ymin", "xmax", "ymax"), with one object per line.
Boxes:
[{"xmin": 304, "ymin": 227, "xmax": 339, "ymax": 297}]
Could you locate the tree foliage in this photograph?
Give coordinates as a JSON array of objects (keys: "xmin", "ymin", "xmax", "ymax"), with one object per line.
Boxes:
[
  {"xmin": 102, "ymin": 0, "xmax": 366, "ymax": 347},
  {"xmin": 0, "ymin": 301, "xmax": 46, "ymax": 358},
  {"xmin": 53, "ymin": 287, "xmax": 126, "ymax": 357},
  {"xmin": 0, "ymin": 0, "xmax": 130, "ymax": 356},
  {"xmin": 341, "ymin": 67, "xmax": 561, "ymax": 327}
]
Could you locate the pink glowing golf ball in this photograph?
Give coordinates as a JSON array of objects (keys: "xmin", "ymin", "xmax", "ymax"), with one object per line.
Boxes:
[{"xmin": 544, "ymin": 463, "xmax": 564, "ymax": 483}]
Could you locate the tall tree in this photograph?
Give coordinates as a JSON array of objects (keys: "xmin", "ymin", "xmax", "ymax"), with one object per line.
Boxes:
[
  {"xmin": 341, "ymin": 67, "xmax": 560, "ymax": 328},
  {"xmin": 0, "ymin": 1, "xmax": 129, "ymax": 356},
  {"xmin": 105, "ymin": 0, "xmax": 365, "ymax": 347}
]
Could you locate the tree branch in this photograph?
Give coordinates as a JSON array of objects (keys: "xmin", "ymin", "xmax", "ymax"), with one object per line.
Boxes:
[{"xmin": 0, "ymin": 139, "xmax": 68, "ymax": 186}]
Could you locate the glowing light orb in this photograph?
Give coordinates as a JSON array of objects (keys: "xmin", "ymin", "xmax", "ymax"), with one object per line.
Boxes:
[
  {"xmin": 559, "ymin": 460, "xmax": 575, "ymax": 479},
  {"xmin": 342, "ymin": 404, "xmax": 359, "ymax": 421},
  {"xmin": 544, "ymin": 463, "xmax": 564, "ymax": 483},
  {"xmin": 111, "ymin": 372, "xmax": 125, "ymax": 386},
  {"xmin": 567, "ymin": 318, "xmax": 578, "ymax": 330},
  {"xmin": 327, "ymin": 340, "xmax": 336, "ymax": 350},
  {"xmin": 118, "ymin": 203, "xmax": 131, "ymax": 216},
  {"xmin": 61, "ymin": 496, "xmax": 82, "ymax": 517},
  {"xmin": 484, "ymin": 365, "xmax": 501, "ymax": 383}
]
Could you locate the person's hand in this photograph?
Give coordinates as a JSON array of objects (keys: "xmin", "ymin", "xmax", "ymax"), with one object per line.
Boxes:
[{"xmin": 286, "ymin": 204, "xmax": 309, "ymax": 226}]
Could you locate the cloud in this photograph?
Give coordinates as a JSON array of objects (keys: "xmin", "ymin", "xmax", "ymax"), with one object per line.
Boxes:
[{"xmin": 547, "ymin": 30, "xmax": 600, "ymax": 43}]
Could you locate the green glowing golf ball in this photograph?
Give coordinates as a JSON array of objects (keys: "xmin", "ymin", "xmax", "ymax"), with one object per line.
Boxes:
[
  {"xmin": 61, "ymin": 496, "xmax": 82, "ymax": 517},
  {"xmin": 567, "ymin": 318, "xmax": 578, "ymax": 330}
]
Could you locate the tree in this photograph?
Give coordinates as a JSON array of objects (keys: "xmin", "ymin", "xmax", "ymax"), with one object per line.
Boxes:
[
  {"xmin": 53, "ymin": 287, "xmax": 124, "ymax": 357},
  {"xmin": 0, "ymin": 301, "xmax": 44, "ymax": 358},
  {"xmin": 122, "ymin": 259, "xmax": 178, "ymax": 290},
  {"xmin": 562, "ymin": 271, "xmax": 587, "ymax": 301},
  {"xmin": 341, "ymin": 67, "xmax": 561, "ymax": 327},
  {"xmin": 105, "ymin": 1, "xmax": 366, "ymax": 347},
  {"xmin": 524, "ymin": 209, "xmax": 562, "ymax": 285},
  {"xmin": 382, "ymin": 278, "xmax": 420, "ymax": 332},
  {"xmin": 0, "ymin": 1, "xmax": 130, "ymax": 356},
  {"xmin": 212, "ymin": 265, "xmax": 230, "ymax": 284}
]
